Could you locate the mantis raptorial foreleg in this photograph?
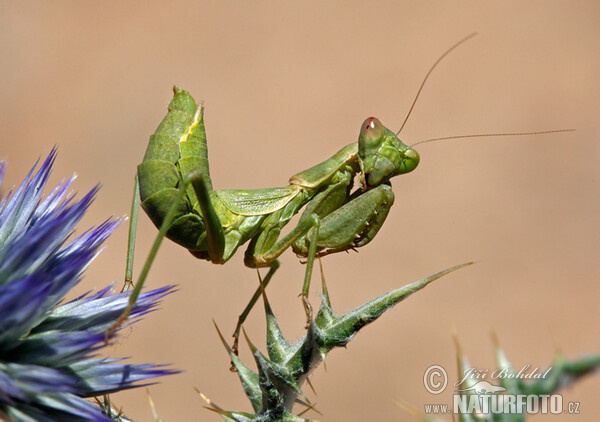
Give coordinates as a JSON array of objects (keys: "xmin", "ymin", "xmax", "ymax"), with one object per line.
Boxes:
[{"xmin": 293, "ymin": 184, "xmax": 395, "ymax": 256}]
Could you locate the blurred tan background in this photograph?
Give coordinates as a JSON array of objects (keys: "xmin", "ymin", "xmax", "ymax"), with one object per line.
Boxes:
[{"xmin": 1, "ymin": 1, "xmax": 599, "ymax": 421}]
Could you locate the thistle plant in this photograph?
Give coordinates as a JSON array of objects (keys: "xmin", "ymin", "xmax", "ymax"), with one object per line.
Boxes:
[
  {"xmin": 449, "ymin": 335, "xmax": 600, "ymax": 421},
  {"xmin": 203, "ymin": 258, "xmax": 599, "ymax": 421},
  {"xmin": 0, "ymin": 149, "xmax": 176, "ymax": 421},
  {"xmin": 203, "ymin": 262, "xmax": 472, "ymax": 421},
  {"xmin": 401, "ymin": 335, "xmax": 600, "ymax": 422}
]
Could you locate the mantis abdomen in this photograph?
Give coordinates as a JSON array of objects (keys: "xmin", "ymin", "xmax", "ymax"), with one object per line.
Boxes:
[{"xmin": 137, "ymin": 87, "xmax": 210, "ymax": 251}]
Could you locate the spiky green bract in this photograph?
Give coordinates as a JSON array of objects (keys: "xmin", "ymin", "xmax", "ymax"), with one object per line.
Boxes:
[
  {"xmin": 451, "ymin": 336, "xmax": 600, "ymax": 422},
  {"xmin": 0, "ymin": 150, "xmax": 177, "ymax": 421},
  {"xmin": 401, "ymin": 340, "xmax": 599, "ymax": 422},
  {"xmin": 95, "ymin": 396, "xmax": 135, "ymax": 422},
  {"xmin": 207, "ymin": 263, "xmax": 471, "ymax": 421},
  {"xmin": 493, "ymin": 346, "xmax": 600, "ymax": 397}
]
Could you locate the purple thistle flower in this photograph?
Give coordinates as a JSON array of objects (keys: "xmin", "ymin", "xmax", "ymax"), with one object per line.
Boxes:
[{"xmin": 0, "ymin": 149, "xmax": 177, "ymax": 421}]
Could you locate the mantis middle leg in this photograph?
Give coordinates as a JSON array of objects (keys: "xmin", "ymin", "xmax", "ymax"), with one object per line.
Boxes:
[{"xmin": 231, "ymin": 182, "xmax": 395, "ymax": 350}]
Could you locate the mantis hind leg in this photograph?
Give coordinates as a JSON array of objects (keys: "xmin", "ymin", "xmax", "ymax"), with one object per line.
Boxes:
[
  {"xmin": 187, "ymin": 170, "xmax": 226, "ymax": 263},
  {"xmin": 107, "ymin": 174, "xmax": 195, "ymax": 340},
  {"xmin": 121, "ymin": 175, "xmax": 140, "ymax": 293}
]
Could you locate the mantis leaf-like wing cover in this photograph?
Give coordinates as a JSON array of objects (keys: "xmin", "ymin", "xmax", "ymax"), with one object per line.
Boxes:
[{"xmin": 215, "ymin": 186, "xmax": 301, "ymax": 216}]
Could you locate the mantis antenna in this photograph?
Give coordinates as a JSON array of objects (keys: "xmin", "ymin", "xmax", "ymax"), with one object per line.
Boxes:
[
  {"xmin": 409, "ymin": 129, "xmax": 576, "ymax": 149},
  {"xmin": 396, "ymin": 32, "xmax": 478, "ymax": 136},
  {"xmin": 392, "ymin": 32, "xmax": 575, "ymax": 147}
]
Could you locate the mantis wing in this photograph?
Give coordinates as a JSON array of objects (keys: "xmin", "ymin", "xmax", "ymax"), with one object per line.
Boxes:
[{"xmin": 215, "ymin": 186, "xmax": 302, "ymax": 216}]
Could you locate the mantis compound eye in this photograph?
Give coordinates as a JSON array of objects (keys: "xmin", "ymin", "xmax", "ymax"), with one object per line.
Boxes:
[{"xmin": 360, "ymin": 117, "xmax": 384, "ymax": 148}]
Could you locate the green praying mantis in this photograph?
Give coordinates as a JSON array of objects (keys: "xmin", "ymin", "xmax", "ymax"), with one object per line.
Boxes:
[
  {"xmin": 108, "ymin": 33, "xmax": 572, "ymax": 348},
  {"xmin": 132, "ymin": 90, "xmax": 418, "ymax": 349}
]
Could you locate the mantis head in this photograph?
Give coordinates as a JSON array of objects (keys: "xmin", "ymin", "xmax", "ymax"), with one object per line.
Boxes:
[{"xmin": 358, "ymin": 117, "xmax": 420, "ymax": 188}]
